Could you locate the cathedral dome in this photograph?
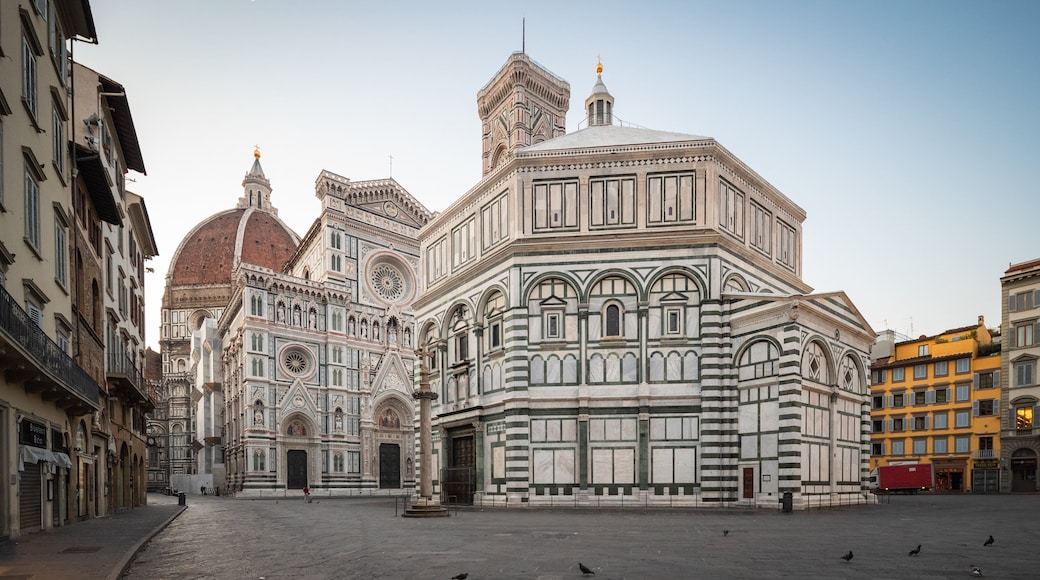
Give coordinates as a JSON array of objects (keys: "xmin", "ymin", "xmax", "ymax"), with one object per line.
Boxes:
[
  {"xmin": 167, "ymin": 207, "xmax": 299, "ymax": 286},
  {"xmin": 166, "ymin": 152, "xmax": 300, "ymax": 289}
]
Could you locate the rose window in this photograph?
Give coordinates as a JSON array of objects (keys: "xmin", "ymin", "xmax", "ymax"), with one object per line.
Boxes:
[
  {"xmin": 372, "ymin": 264, "xmax": 405, "ymax": 301},
  {"xmin": 282, "ymin": 349, "xmax": 310, "ymax": 376}
]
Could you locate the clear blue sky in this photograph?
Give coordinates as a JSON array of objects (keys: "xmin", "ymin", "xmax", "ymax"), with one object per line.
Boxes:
[{"xmin": 76, "ymin": 0, "xmax": 1040, "ymax": 350}]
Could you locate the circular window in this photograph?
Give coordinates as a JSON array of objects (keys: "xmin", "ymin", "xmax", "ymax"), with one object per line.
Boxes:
[
  {"xmin": 280, "ymin": 346, "xmax": 314, "ymax": 378},
  {"xmin": 372, "ymin": 263, "xmax": 405, "ymax": 302}
]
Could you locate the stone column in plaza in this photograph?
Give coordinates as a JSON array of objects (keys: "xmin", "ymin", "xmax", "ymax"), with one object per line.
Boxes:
[{"xmin": 403, "ymin": 347, "xmax": 449, "ymax": 517}]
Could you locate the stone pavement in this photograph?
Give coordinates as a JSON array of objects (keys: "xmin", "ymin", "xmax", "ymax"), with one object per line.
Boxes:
[
  {"xmin": 4, "ymin": 493, "xmax": 1040, "ymax": 579},
  {"xmin": 0, "ymin": 493, "xmax": 184, "ymax": 580},
  {"xmin": 124, "ymin": 493, "xmax": 1039, "ymax": 580}
]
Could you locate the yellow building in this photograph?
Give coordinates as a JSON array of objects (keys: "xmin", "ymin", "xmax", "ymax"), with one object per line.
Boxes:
[{"xmin": 870, "ymin": 317, "xmax": 1002, "ymax": 492}]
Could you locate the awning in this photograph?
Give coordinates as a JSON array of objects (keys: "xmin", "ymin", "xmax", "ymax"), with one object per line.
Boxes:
[
  {"xmin": 53, "ymin": 452, "xmax": 73, "ymax": 469},
  {"xmin": 19, "ymin": 446, "xmax": 56, "ymax": 470}
]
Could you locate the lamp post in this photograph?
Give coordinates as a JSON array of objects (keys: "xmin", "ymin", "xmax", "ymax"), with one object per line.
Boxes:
[{"xmin": 403, "ymin": 346, "xmax": 449, "ymax": 517}]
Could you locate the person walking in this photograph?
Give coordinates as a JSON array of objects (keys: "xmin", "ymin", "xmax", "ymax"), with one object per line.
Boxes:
[{"xmin": 303, "ymin": 486, "xmax": 311, "ymax": 503}]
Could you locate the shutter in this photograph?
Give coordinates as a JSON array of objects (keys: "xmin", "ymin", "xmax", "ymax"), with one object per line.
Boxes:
[
  {"xmin": 925, "ymin": 416, "xmax": 930, "ymax": 430},
  {"xmin": 972, "ymin": 401, "xmax": 979, "ymax": 417},
  {"xmin": 946, "ymin": 388, "xmax": 951, "ymax": 402},
  {"xmin": 1034, "ymin": 289, "xmax": 1040, "ymax": 308},
  {"xmin": 887, "ymin": 419, "xmax": 893, "ymax": 433},
  {"xmin": 974, "ymin": 374, "xmax": 979, "ymax": 390},
  {"xmin": 880, "ymin": 442, "xmax": 886, "ymax": 456},
  {"xmin": 1010, "ymin": 331, "xmax": 1017, "ymax": 348},
  {"xmin": 993, "ymin": 399, "xmax": 1000, "ymax": 417},
  {"xmin": 995, "ymin": 371, "xmax": 1001, "ymax": 389},
  {"xmin": 887, "ymin": 395, "xmax": 893, "ymax": 408},
  {"xmin": 926, "ymin": 389, "xmax": 936, "ymax": 404},
  {"xmin": 1009, "ymin": 295, "xmax": 1017, "ymax": 312},
  {"xmin": 1035, "ymin": 323, "xmax": 1040, "ymax": 345}
]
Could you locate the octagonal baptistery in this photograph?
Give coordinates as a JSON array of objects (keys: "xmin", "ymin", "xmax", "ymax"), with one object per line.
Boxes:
[{"xmin": 161, "ymin": 152, "xmax": 301, "ymax": 375}]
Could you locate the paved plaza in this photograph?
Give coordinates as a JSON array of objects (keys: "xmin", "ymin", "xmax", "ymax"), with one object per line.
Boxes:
[{"xmin": 117, "ymin": 493, "xmax": 1039, "ymax": 580}]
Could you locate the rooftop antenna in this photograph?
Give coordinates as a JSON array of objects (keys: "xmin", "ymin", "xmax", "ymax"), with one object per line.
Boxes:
[{"xmin": 522, "ymin": 17, "xmax": 525, "ymax": 54}]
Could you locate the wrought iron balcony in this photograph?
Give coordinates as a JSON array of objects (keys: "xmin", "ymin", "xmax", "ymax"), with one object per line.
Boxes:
[
  {"xmin": 0, "ymin": 283, "xmax": 100, "ymax": 415},
  {"xmin": 107, "ymin": 350, "xmax": 154, "ymax": 410}
]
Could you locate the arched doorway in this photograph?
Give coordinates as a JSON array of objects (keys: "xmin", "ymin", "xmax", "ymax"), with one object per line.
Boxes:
[{"xmin": 1011, "ymin": 448, "xmax": 1037, "ymax": 492}]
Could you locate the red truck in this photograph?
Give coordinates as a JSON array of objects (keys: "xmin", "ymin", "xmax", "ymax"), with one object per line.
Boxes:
[{"xmin": 869, "ymin": 464, "xmax": 934, "ymax": 493}]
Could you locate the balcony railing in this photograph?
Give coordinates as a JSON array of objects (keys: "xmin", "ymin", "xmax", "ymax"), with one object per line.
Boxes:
[
  {"xmin": 0, "ymin": 283, "xmax": 100, "ymax": 412},
  {"xmin": 107, "ymin": 350, "xmax": 152, "ymax": 407},
  {"xmin": 971, "ymin": 449, "xmax": 997, "ymax": 460}
]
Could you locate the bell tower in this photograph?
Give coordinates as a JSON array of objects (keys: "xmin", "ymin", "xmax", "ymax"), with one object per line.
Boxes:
[{"xmin": 477, "ymin": 52, "xmax": 570, "ymax": 176}]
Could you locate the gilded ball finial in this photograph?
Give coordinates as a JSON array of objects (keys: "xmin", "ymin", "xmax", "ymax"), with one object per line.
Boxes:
[
  {"xmin": 596, "ymin": 56, "xmax": 603, "ymax": 75},
  {"xmin": 253, "ymin": 145, "xmax": 261, "ymax": 160}
]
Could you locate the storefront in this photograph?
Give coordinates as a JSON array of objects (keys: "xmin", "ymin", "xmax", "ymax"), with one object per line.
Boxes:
[
  {"xmin": 17, "ymin": 418, "xmax": 73, "ymax": 533},
  {"xmin": 971, "ymin": 459, "xmax": 1000, "ymax": 493},
  {"xmin": 933, "ymin": 459, "xmax": 967, "ymax": 492}
]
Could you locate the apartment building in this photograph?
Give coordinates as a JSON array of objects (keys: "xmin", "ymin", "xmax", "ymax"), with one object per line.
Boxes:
[
  {"xmin": 870, "ymin": 317, "xmax": 1002, "ymax": 492},
  {"xmin": 1000, "ymin": 258, "xmax": 1040, "ymax": 492}
]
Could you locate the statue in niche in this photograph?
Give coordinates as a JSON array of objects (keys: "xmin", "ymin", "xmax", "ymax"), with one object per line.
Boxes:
[
  {"xmin": 292, "ymin": 306, "xmax": 302, "ymax": 327},
  {"xmin": 277, "ymin": 303, "xmax": 286, "ymax": 323},
  {"xmin": 253, "ymin": 406, "xmax": 264, "ymax": 426},
  {"xmin": 334, "ymin": 409, "xmax": 344, "ymax": 432},
  {"xmin": 388, "ymin": 322, "xmax": 398, "ymax": 345},
  {"xmin": 309, "ymin": 309, "xmax": 317, "ymax": 329}
]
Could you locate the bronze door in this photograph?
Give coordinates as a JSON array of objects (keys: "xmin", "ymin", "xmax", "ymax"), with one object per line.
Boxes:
[
  {"xmin": 379, "ymin": 443, "xmax": 401, "ymax": 488},
  {"xmin": 287, "ymin": 450, "xmax": 308, "ymax": 489}
]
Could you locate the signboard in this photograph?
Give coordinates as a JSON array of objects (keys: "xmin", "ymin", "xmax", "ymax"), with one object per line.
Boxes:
[{"xmin": 20, "ymin": 419, "xmax": 48, "ymax": 448}]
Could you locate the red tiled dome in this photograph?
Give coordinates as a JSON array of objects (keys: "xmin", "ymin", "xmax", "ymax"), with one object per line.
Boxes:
[{"xmin": 168, "ymin": 208, "xmax": 298, "ymax": 287}]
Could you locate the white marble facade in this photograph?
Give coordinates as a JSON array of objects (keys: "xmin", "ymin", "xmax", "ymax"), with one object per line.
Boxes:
[{"xmin": 413, "ymin": 53, "xmax": 875, "ymax": 509}]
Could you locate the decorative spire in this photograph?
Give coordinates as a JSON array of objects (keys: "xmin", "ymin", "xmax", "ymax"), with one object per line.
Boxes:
[
  {"xmin": 254, "ymin": 145, "xmax": 261, "ymax": 160},
  {"xmin": 585, "ymin": 56, "xmax": 614, "ymax": 127},
  {"xmin": 239, "ymin": 146, "xmax": 276, "ymax": 214}
]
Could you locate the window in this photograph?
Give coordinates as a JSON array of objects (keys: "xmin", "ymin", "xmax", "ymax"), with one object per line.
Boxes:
[
  {"xmin": 533, "ymin": 180, "xmax": 579, "ymax": 231},
  {"xmin": 913, "ymin": 391, "xmax": 926, "ymax": 406},
  {"xmin": 1, "ymin": 120, "xmax": 5, "ymax": 208},
  {"xmin": 24, "ymin": 167, "xmax": 40, "ymax": 250},
  {"xmin": 1014, "ymin": 361, "xmax": 1035, "ymax": 387},
  {"xmin": 777, "ymin": 220, "xmax": 797, "ymax": 270},
  {"xmin": 719, "ymin": 179, "xmax": 744, "ymax": 239},
  {"xmin": 913, "ymin": 416, "xmax": 928, "ymax": 430},
  {"xmin": 872, "ymin": 370, "xmax": 886, "ymax": 384},
  {"xmin": 23, "ymin": 36, "xmax": 38, "ymax": 119},
  {"xmin": 935, "ymin": 388, "xmax": 949, "ymax": 404},
  {"xmin": 913, "ymin": 439, "xmax": 927, "ymax": 455},
  {"xmin": 1016, "ymin": 406, "xmax": 1033, "ymax": 430},
  {"xmin": 481, "ymin": 193, "xmax": 509, "ymax": 249},
  {"xmin": 426, "ymin": 237, "xmax": 447, "ymax": 283},
  {"xmin": 1009, "ymin": 291, "xmax": 1035, "ymax": 312},
  {"xmin": 973, "ymin": 399, "xmax": 997, "ymax": 417},
  {"xmin": 48, "ymin": 5, "xmax": 69, "ymax": 85},
  {"xmin": 545, "ymin": 312, "xmax": 562, "ymax": 340},
  {"xmin": 591, "ymin": 176, "xmax": 636, "ymax": 227},
  {"xmin": 918, "ymin": 345, "xmax": 929, "ymax": 356},
  {"xmin": 934, "ymin": 361, "xmax": 948, "ymax": 377},
  {"xmin": 955, "ymin": 411, "xmax": 970, "ymax": 428},
  {"xmin": 954, "ymin": 437, "xmax": 970, "ymax": 453},
  {"xmin": 955, "ymin": 384, "xmax": 970, "ymax": 402},
  {"xmin": 871, "ymin": 442, "xmax": 885, "ymax": 456},
  {"xmin": 892, "ymin": 393, "xmax": 905, "ymax": 408},
  {"xmin": 646, "ymin": 173, "xmax": 693, "ymax": 225},
  {"xmin": 913, "ymin": 364, "xmax": 928, "ymax": 380},
  {"xmin": 52, "ymin": 107, "xmax": 65, "ymax": 175},
  {"xmin": 329, "ymin": 230, "xmax": 342, "ymax": 250},
  {"xmin": 891, "ymin": 440, "xmax": 905, "ymax": 455},
  {"xmin": 330, "ymin": 253, "xmax": 341, "ymax": 272},
  {"xmin": 891, "ymin": 417, "xmax": 905, "ymax": 432},
  {"xmin": 451, "ymin": 218, "xmax": 475, "ymax": 267},
  {"xmin": 1012, "ymin": 323, "xmax": 1035, "ymax": 348},
  {"xmin": 54, "ymin": 219, "xmax": 67, "ymax": 288},
  {"xmin": 489, "ymin": 321, "xmax": 501, "ymax": 349},
  {"xmin": 892, "ymin": 367, "xmax": 906, "ymax": 382},
  {"xmin": 933, "ymin": 438, "xmax": 947, "ymax": 453},
  {"xmin": 975, "ymin": 370, "xmax": 998, "ymax": 390},
  {"xmin": 605, "ymin": 304, "xmax": 621, "ymax": 337},
  {"xmin": 955, "ymin": 358, "xmax": 970, "ymax": 374},
  {"xmin": 665, "ymin": 307, "xmax": 682, "ymax": 335},
  {"xmin": 933, "ymin": 413, "xmax": 947, "ymax": 429},
  {"xmin": 748, "ymin": 201, "xmax": 771, "ymax": 255},
  {"xmin": 872, "ymin": 395, "xmax": 885, "ymax": 410},
  {"xmin": 872, "ymin": 419, "xmax": 884, "ymax": 433}
]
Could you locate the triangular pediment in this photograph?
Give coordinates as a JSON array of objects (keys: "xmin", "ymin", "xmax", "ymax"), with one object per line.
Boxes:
[
  {"xmin": 660, "ymin": 291, "xmax": 689, "ymax": 302},
  {"xmin": 540, "ymin": 295, "xmax": 568, "ymax": 307},
  {"xmin": 279, "ymin": 379, "xmax": 317, "ymax": 422},
  {"xmin": 373, "ymin": 353, "xmax": 413, "ymax": 399}
]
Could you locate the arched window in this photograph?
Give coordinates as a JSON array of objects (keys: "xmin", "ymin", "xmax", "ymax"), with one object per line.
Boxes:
[{"xmin": 605, "ymin": 304, "xmax": 621, "ymax": 337}]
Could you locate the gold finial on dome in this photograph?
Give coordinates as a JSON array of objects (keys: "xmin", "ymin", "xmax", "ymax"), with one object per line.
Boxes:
[
  {"xmin": 253, "ymin": 145, "xmax": 261, "ymax": 160},
  {"xmin": 596, "ymin": 55, "xmax": 603, "ymax": 75}
]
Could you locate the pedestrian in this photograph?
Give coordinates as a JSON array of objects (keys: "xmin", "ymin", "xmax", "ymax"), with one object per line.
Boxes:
[
  {"xmin": 303, "ymin": 485, "xmax": 311, "ymax": 503},
  {"xmin": 201, "ymin": 485, "xmax": 206, "ymax": 495}
]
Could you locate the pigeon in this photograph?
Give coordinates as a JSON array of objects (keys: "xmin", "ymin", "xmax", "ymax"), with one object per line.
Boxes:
[
  {"xmin": 579, "ymin": 562, "xmax": 595, "ymax": 575},
  {"xmin": 908, "ymin": 544, "xmax": 921, "ymax": 556},
  {"xmin": 971, "ymin": 565, "xmax": 983, "ymax": 576},
  {"xmin": 723, "ymin": 529, "xmax": 729, "ymax": 537},
  {"xmin": 840, "ymin": 550, "xmax": 854, "ymax": 562},
  {"xmin": 983, "ymin": 535, "xmax": 994, "ymax": 547},
  {"xmin": 451, "ymin": 574, "xmax": 468, "ymax": 580}
]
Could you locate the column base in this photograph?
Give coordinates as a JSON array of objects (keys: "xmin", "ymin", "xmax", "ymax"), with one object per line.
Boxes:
[{"xmin": 402, "ymin": 497, "xmax": 450, "ymax": 518}]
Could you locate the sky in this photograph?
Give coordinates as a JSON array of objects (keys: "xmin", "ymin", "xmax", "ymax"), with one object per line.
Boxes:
[{"xmin": 75, "ymin": 0, "xmax": 1040, "ymax": 351}]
